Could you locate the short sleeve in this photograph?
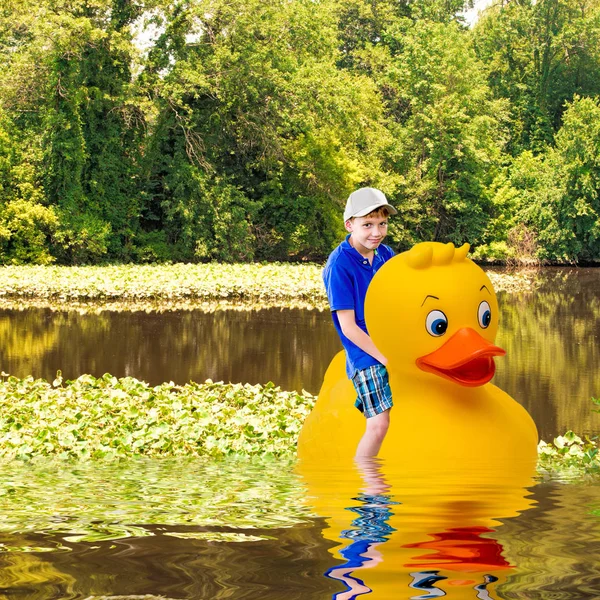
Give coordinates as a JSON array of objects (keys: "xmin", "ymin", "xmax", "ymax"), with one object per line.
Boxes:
[{"xmin": 324, "ymin": 261, "xmax": 355, "ymax": 312}]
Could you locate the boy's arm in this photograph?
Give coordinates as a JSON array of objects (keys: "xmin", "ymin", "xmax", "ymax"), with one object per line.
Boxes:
[{"xmin": 336, "ymin": 309, "xmax": 388, "ymax": 366}]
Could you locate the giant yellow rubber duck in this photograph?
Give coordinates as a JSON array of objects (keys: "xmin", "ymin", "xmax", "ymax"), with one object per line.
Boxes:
[
  {"xmin": 298, "ymin": 241, "xmax": 538, "ymax": 468},
  {"xmin": 297, "ymin": 242, "xmax": 539, "ymax": 599}
]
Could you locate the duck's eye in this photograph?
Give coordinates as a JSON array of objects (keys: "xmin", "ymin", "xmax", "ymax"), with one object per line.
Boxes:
[
  {"xmin": 478, "ymin": 301, "xmax": 492, "ymax": 328},
  {"xmin": 426, "ymin": 310, "xmax": 448, "ymax": 337}
]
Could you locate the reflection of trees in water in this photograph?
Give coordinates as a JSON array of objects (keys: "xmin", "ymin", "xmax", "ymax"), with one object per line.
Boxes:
[
  {"xmin": 0, "ymin": 311, "xmax": 59, "ymax": 365},
  {"xmin": 0, "ymin": 309, "xmax": 111, "ymax": 374},
  {"xmin": 495, "ymin": 269, "xmax": 600, "ymax": 439},
  {"xmin": 0, "ymin": 533, "xmax": 76, "ymax": 600},
  {"xmin": 0, "ymin": 307, "xmax": 340, "ymax": 393},
  {"xmin": 35, "ymin": 520, "xmax": 338, "ymax": 600},
  {"xmin": 107, "ymin": 309, "xmax": 337, "ymax": 390},
  {"xmin": 161, "ymin": 309, "xmax": 339, "ymax": 393}
]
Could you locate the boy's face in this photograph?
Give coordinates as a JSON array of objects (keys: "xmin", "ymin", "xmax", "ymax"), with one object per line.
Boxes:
[{"xmin": 345, "ymin": 212, "xmax": 389, "ymax": 255}]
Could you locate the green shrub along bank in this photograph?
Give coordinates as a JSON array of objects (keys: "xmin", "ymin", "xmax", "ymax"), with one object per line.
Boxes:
[
  {"xmin": 0, "ymin": 374, "xmax": 597, "ymax": 477},
  {"xmin": 2, "ymin": 0, "xmax": 600, "ymax": 265}
]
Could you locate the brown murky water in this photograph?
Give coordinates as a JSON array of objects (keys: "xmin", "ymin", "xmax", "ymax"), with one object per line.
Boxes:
[{"xmin": 1, "ymin": 268, "xmax": 598, "ymax": 440}]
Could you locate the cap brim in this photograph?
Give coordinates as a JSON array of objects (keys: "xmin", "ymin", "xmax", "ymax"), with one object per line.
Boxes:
[{"xmin": 346, "ymin": 203, "xmax": 398, "ymax": 220}]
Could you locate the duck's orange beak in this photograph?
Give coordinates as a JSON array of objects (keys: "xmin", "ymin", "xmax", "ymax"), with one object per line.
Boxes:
[{"xmin": 416, "ymin": 327, "xmax": 505, "ymax": 387}]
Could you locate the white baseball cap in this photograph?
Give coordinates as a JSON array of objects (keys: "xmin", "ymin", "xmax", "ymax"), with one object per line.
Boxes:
[{"xmin": 344, "ymin": 187, "xmax": 398, "ymax": 221}]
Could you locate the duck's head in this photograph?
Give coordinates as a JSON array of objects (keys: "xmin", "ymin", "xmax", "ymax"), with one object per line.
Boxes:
[{"xmin": 365, "ymin": 242, "xmax": 505, "ymax": 387}]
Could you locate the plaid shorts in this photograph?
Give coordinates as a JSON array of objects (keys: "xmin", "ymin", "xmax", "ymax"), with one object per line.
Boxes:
[{"xmin": 351, "ymin": 364, "xmax": 393, "ymax": 419}]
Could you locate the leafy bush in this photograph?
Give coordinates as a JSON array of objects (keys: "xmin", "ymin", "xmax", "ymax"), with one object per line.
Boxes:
[
  {"xmin": 131, "ymin": 230, "xmax": 175, "ymax": 264},
  {"xmin": 538, "ymin": 431, "xmax": 600, "ymax": 478},
  {"xmin": 0, "ymin": 199, "xmax": 58, "ymax": 265},
  {"xmin": 470, "ymin": 241, "xmax": 511, "ymax": 263},
  {"xmin": 552, "ymin": 96, "xmax": 600, "ymax": 261},
  {"xmin": 506, "ymin": 223, "xmax": 540, "ymax": 268},
  {"xmin": 496, "ymin": 97, "xmax": 600, "ymax": 263},
  {"xmin": 51, "ymin": 212, "xmax": 111, "ymax": 265}
]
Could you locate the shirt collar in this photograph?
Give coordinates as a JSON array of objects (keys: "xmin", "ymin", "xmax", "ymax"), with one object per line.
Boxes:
[{"xmin": 342, "ymin": 234, "xmax": 378, "ymax": 268}]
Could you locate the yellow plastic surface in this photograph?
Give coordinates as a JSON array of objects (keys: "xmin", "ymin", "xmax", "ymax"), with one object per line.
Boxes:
[{"xmin": 297, "ymin": 241, "xmax": 539, "ymax": 468}]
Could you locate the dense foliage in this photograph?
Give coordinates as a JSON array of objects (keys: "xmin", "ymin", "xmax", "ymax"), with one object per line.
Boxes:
[
  {"xmin": 0, "ymin": 263, "xmax": 325, "ymax": 302},
  {"xmin": 1, "ymin": 0, "xmax": 599, "ymax": 264},
  {"xmin": 538, "ymin": 430, "xmax": 600, "ymax": 477},
  {"xmin": 0, "ymin": 373, "xmax": 314, "ymax": 459}
]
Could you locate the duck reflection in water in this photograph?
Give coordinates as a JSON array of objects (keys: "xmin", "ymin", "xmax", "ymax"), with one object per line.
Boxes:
[{"xmin": 314, "ymin": 458, "xmax": 529, "ymax": 600}]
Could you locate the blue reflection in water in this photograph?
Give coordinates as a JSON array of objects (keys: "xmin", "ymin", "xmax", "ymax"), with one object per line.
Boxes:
[
  {"xmin": 325, "ymin": 492, "xmax": 399, "ymax": 599},
  {"xmin": 409, "ymin": 570, "xmax": 447, "ymax": 599},
  {"xmin": 408, "ymin": 571, "xmax": 498, "ymax": 599}
]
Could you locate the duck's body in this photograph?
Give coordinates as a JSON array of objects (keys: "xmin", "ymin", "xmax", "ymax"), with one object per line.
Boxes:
[
  {"xmin": 298, "ymin": 242, "xmax": 539, "ymax": 468},
  {"xmin": 298, "ymin": 349, "xmax": 538, "ymax": 469}
]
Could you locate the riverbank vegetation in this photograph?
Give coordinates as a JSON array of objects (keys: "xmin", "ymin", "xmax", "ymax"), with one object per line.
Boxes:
[
  {"xmin": 1, "ymin": 0, "xmax": 600, "ymax": 266},
  {"xmin": 0, "ymin": 373, "xmax": 597, "ymax": 477},
  {"xmin": 0, "ymin": 263, "xmax": 540, "ymax": 313}
]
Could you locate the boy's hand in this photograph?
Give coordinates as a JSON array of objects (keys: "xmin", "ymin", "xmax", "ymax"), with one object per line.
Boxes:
[{"xmin": 337, "ymin": 309, "xmax": 388, "ymax": 366}]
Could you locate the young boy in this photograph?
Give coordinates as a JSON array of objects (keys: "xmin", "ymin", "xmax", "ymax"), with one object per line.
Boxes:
[{"xmin": 323, "ymin": 187, "xmax": 397, "ymax": 457}]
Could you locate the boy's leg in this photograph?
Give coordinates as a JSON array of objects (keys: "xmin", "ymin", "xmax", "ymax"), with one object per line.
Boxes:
[
  {"xmin": 355, "ymin": 409, "xmax": 390, "ymax": 458},
  {"xmin": 352, "ymin": 364, "xmax": 393, "ymax": 458}
]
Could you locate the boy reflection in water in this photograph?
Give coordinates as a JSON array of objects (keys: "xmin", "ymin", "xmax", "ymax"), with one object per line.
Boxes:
[
  {"xmin": 323, "ymin": 459, "xmax": 501, "ymax": 600},
  {"xmin": 324, "ymin": 458, "xmax": 397, "ymax": 599}
]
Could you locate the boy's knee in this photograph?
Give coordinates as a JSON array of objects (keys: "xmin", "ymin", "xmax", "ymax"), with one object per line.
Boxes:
[{"xmin": 366, "ymin": 412, "xmax": 390, "ymax": 439}]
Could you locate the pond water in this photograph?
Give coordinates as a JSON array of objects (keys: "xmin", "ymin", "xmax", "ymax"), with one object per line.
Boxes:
[
  {"xmin": 0, "ymin": 267, "xmax": 599, "ymax": 598},
  {"xmin": 1, "ymin": 268, "xmax": 599, "ymax": 440},
  {"xmin": 0, "ymin": 456, "xmax": 597, "ymax": 599}
]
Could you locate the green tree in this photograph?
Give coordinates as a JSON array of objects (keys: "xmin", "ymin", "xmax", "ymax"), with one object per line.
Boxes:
[
  {"xmin": 42, "ymin": 0, "xmax": 145, "ymax": 262},
  {"xmin": 547, "ymin": 95, "xmax": 600, "ymax": 260},
  {"xmin": 140, "ymin": 0, "xmax": 391, "ymax": 261},
  {"xmin": 474, "ymin": 0, "xmax": 600, "ymax": 153},
  {"xmin": 487, "ymin": 96, "xmax": 600, "ymax": 262},
  {"xmin": 1, "ymin": 0, "xmax": 146, "ymax": 263},
  {"xmin": 359, "ymin": 19, "xmax": 507, "ymax": 248}
]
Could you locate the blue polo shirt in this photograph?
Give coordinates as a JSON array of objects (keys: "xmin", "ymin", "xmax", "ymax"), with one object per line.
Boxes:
[{"xmin": 323, "ymin": 235, "xmax": 395, "ymax": 378}]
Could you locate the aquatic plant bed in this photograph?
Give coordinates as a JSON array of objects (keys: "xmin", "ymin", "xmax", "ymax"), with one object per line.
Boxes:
[
  {"xmin": 0, "ymin": 374, "xmax": 597, "ymax": 477},
  {"xmin": 538, "ymin": 431, "xmax": 600, "ymax": 479},
  {"xmin": 0, "ymin": 264, "xmax": 325, "ymax": 303},
  {"xmin": 0, "ymin": 263, "xmax": 539, "ymax": 313},
  {"xmin": 0, "ymin": 373, "xmax": 315, "ymax": 460}
]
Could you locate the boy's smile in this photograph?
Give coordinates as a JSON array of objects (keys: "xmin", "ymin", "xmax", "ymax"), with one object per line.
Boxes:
[{"xmin": 345, "ymin": 214, "xmax": 389, "ymax": 258}]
